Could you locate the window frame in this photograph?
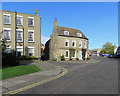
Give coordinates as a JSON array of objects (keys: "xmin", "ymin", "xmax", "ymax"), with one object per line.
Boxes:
[
  {"xmin": 28, "ymin": 30, "xmax": 34, "ymax": 42},
  {"xmin": 28, "ymin": 17, "xmax": 34, "ymax": 27},
  {"xmin": 72, "ymin": 40, "xmax": 76, "ymax": 47},
  {"xmin": 65, "ymin": 50, "xmax": 69, "ymax": 58},
  {"xmin": 16, "ymin": 46, "xmax": 23, "ymax": 56},
  {"xmin": 76, "ymin": 33, "xmax": 82, "ymax": 37},
  {"xmin": 72, "ymin": 50, "xmax": 76, "ymax": 58},
  {"xmin": 16, "ymin": 29, "xmax": 23, "ymax": 42},
  {"xmin": 84, "ymin": 41, "xmax": 87, "ymax": 48},
  {"xmin": 28, "ymin": 46, "xmax": 35, "ymax": 56},
  {"xmin": 4, "ymin": 14, "xmax": 11, "ymax": 25},
  {"xmin": 16, "ymin": 15, "xmax": 23, "ymax": 26},
  {"xmin": 3, "ymin": 28, "xmax": 11, "ymax": 41},
  {"xmin": 5, "ymin": 46, "xmax": 11, "ymax": 53},
  {"xmin": 79, "ymin": 40, "xmax": 82, "ymax": 48},
  {"xmin": 64, "ymin": 31, "xmax": 69, "ymax": 36},
  {"xmin": 65, "ymin": 39, "xmax": 69, "ymax": 47}
]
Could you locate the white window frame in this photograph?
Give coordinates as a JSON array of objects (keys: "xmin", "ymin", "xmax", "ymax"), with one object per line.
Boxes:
[
  {"xmin": 3, "ymin": 28, "xmax": 11, "ymax": 41},
  {"xmin": 79, "ymin": 40, "xmax": 82, "ymax": 48},
  {"xmin": 5, "ymin": 46, "xmax": 11, "ymax": 53},
  {"xmin": 64, "ymin": 31, "xmax": 69, "ymax": 36},
  {"xmin": 72, "ymin": 40, "xmax": 76, "ymax": 47},
  {"xmin": 28, "ymin": 30, "xmax": 34, "ymax": 42},
  {"xmin": 72, "ymin": 50, "xmax": 76, "ymax": 58},
  {"xmin": 76, "ymin": 33, "xmax": 82, "ymax": 37},
  {"xmin": 4, "ymin": 14, "xmax": 11, "ymax": 25},
  {"xmin": 65, "ymin": 39, "xmax": 69, "ymax": 47},
  {"xmin": 84, "ymin": 41, "xmax": 87, "ymax": 48},
  {"xmin": 28, "ymin": 17, "xmax": 34, "ymax": 27},
  {"xmin": 65, "ymin": 50, "xmax": 69, "ymax": 58},
  {"xmin": 16, "ymin": 29, "xmax": 23, "ymax": 42},
  {"xmin": 28, "ymin": 46, "xmax": 35, "ymax": 56},
  {"xmin": 16, "ymin": 46, "xmax": 23, "ymax": 56},
  {"xmin": 16, "ymin": 15, "xmax": 23, "ymax": 26}
]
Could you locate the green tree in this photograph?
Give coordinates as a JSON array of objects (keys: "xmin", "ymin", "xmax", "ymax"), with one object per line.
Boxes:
[{"xmin": 101, "ymin": 42, "xmax": 115, "ymax": 55}]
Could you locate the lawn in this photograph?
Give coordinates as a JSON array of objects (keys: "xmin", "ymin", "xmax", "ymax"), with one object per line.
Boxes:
[{"xmin": 0, "ymin": 65, "xmax": 40, "ymax": 80}]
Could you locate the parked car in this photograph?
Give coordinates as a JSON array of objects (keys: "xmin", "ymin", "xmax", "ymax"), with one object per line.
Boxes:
[
  {"xmin": 101, "ymin": 54, "xmax": 110, "ymax": 57},
  {"xmin": 108, "ymin": 54, "xmax": 120, "ymax": 58}
]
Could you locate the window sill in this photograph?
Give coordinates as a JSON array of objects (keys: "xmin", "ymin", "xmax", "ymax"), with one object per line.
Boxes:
[
  {"xmin": 28, "ymin": 41, "xmax": 34, "ymax": 43},
  {"xmin": 28, "ymin": 26, "xmax": 34, "ymax": 27},
  {"xmin": 5, "ymin": 40, "xmax": 11, "ymax": 42},
  {"xmin": 17, "ymin": 41, "xmax": 23, "ymax": 43},
  {"xmin": 4, "ymin": 23, "xmax": 11, "ymax": 25}
]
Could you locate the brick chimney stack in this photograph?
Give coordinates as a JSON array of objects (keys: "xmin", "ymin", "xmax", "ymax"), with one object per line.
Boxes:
[
  {"xmin": 35, "ymin": 9, "xmax": 38, "ymax": 15},
  {"xmin": 54, "ymin": 18, "xmax": 57, "ymax": 28}
]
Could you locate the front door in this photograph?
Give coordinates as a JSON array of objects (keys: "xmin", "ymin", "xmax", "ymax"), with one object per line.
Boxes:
[{"xmin": 79, "ymin": 51, "xmax": 82, "ymax": 60}]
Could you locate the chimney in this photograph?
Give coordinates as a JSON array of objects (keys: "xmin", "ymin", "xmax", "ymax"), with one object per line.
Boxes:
[
  {"xmin": 35, "ymin": 9, "xmax": 38, "ymax": 15},
  {"xmin": 54, "ymin": 18, "xmax": 57, "ymax": 27}
]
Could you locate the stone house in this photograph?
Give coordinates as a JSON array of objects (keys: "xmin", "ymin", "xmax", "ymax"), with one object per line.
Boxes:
[
  {"xmin": 46, "ymin": 18, "xmax": 88, "ymax": 61},
  {"xmin": 0, "ymin": 10, "xmax": 41, "ymax": 58}
]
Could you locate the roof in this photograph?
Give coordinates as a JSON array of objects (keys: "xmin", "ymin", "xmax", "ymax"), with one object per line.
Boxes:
[{"xmin": 56, "ymin": 26, "xmax": 88, "ymax": 40}]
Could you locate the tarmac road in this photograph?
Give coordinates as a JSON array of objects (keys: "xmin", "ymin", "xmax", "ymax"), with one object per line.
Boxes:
[{"xmin": 18, "ymin": 56, "xmax": 118, "ymax": 94}]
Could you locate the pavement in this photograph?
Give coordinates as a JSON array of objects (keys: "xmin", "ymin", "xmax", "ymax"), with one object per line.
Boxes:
[{"xmin": 1, "ymin": 61, "xmax": 63, "ymax": 94}]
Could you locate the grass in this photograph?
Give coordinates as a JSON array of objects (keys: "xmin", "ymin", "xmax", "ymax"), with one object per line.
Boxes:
[{"xmin": 0, "ymin": 65, "xmax": 40, "ymax": 80}]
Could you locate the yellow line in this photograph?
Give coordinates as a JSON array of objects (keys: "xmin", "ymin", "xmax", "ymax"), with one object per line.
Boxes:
[{"xmin": 4, "ymin": 65, "xmax": 67, "ymax": 95}]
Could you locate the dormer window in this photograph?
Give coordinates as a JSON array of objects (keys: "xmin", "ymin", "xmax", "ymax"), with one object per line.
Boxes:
[
  {"xmin": 77, "ymin": 33, "xmax": 82, "ymax": 37},
  {"xmin": 64, "ymin": 31, "xmax": 69, "ymax": 36}
]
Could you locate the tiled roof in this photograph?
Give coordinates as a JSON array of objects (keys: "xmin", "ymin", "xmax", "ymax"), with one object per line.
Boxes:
[{"xmin": 56, "ymin": 26, "xmax": 88, "ymax": 40}]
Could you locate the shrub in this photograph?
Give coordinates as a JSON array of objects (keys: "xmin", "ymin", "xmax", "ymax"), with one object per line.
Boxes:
[
  {"xmin": 76, "ymin": 58, "xmax": 79, "ymax": 61},
  {"xmin": 51, "ymin": 59, "xmax": 57, "ymax": 61},
  {"xmin": 83, "ymin": 57, "xmax": 85, "ymax": 60},
  {"xmin": 69, "ymin": 58, "xmax": 72, "ymax": 61},
  {"xmin": 19, "ymin": 56, "xmax": 38, "ymax": 60},
  {"xmin": 2, "ymin": 52, "xmax": 19, "ymax": 66},
  {"xmin": 60, "ymin": 55, "xmax": 65, "ymax": 61},
  {"xmin": 87, "ymin": 57, "xmax": 90, "ymax": 60}
]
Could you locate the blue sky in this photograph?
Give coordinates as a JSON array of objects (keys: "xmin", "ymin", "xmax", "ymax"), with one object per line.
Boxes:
[{"xmin": 2, "ymin": 2, "xmax": 118, "ymax": 49}]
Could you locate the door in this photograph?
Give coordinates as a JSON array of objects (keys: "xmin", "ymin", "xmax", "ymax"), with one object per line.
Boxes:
[{"xmin": 79, "ymin": 51, "xmax": 82, "ymax": 60}]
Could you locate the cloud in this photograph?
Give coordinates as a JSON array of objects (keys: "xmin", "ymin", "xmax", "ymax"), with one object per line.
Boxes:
[{"xmin": 41, "ymin": 36, "xmax": 50, "ymax": 45}]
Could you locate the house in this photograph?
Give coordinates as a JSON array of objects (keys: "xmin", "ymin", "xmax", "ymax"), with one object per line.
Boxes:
[
  {"xmin": 0, "ymin": 10, "xmax": 41, "ymax": 58},
  {"xmin": 41, "ymin": 44, "xmax": 44, "ymax": 56},
  {"xmin": 46, "ymin": 18, "xmax": 88, "ymax": 61}
]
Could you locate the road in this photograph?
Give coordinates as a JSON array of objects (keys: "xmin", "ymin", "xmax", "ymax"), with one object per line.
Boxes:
[{"xmin": 18, "ymin": 56, "xmax": 118, "ymax": 94}]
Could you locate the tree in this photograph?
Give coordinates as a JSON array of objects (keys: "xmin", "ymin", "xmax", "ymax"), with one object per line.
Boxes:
[{"xmin": 101, "ymin": 42, "xmax": 115, "ymax": 55}]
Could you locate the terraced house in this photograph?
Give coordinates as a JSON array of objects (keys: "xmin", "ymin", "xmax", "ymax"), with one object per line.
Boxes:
[
  {"xmin": 48, "ymin": 18, "xmax": 88, "ymax": 61},
  {"xmin": 0, "ymin": 10, "xmax": 41, "ymax": 58}
]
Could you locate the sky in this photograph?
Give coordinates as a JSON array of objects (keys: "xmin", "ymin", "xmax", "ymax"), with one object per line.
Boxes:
[{"xmin": 2, "ymin": 2, "xmax": 118, "ymax": 49}]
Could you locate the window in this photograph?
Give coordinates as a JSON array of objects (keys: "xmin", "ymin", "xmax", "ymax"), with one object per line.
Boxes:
[
  {"xmin": 28, "ymin": 17, "xmax": 34, "ymax": 26},
  {"xmin": 65, "ymin": 39, "xmax": 69, "ymax": 47},
  {"xmin": 16, "ymin": 46, "xmax": 23, "ymax": 56},
  {"xmin": 5, "ymin": 46, "xmax": 11, "ymax": 53},
  {"xmin": 16, "ymin": 29, "xmax": 23, "ymax": 42},
  {"xmin": 72, "ymin": 50, "xmax": 76, "ymax": 58},
  {"xmin": 4, "ymin": 14, "xmax": 11, "ymax": 24},
  {"xmin": 3, "ymin": 28, "xmax": 11, "ymax": 41},
  {"xmin": 28, "ymin": 30, "xmax": 34, "ymax": 42},
  {"xmin": 79, "ymin": 40, "xmax": 82, "ymax": 48},
  {"xmin": 84, "ymin": 41, "xmax": 87, "ymax": 48},
  {"xmin": 16, "ymin": 15, "xmax": 23, "ymax": 26},
  {"xmin": 28, "ymin": 47, "xmax": 34, "ymax": 56},
  {"xmin": 64, "ymin": 31, "xmax": 69, "ymax": 35},
  {"xmin": 72, "ymin": 40, "xmax": 76, "ymax": 47},
  {"xmin": 65, "ymin": 50, "xmax": 69, "ymax": 58},
  {"xmin": 77, "ymin": 33, "xmax": 82, "ymax": 37}
]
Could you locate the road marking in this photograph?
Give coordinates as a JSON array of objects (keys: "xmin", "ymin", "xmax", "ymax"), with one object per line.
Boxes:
[{"xmin": 4, "ymin": 65, "xmax": 67, "ymax": 95}]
